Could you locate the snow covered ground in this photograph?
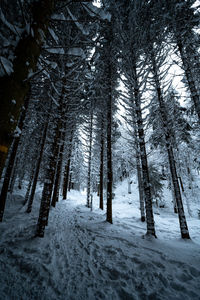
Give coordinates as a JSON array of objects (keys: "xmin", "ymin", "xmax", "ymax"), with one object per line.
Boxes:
[{"xmin": 0, "ymin": 178, "xmax": 200, "ymax": 299}]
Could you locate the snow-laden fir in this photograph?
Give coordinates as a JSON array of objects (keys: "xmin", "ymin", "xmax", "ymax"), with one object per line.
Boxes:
[{"xmin": 0, "ymin": 177, "xmax": 199, "ymax": 300}]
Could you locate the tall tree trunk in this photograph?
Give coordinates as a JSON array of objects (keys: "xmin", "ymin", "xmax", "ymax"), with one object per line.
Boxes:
[
  {"xmin": 23, "ymin": 165, "xmax": 35, "ymax": 206},
  {"xmin": 51, "ymin": 131, "xmax": 65, "ymax": 207},
  {"xmin": 151, "ymin": 50, "xmax": 190, "ymax": 239},
  {"xmin": 135, "ymin": 137, "xmax": 145, "ymax": 222},
  {"xmin": 63, "ymin": 130, "xmax": 74, "ymax": 200},
  {"xmin": 0, "ymin": 0, "xmax": 55, "ymax": 175},
  {"xmin": 0, "ymin": 95, "xmax": 29, "ymax": 221},
  {"xmin": 36, "ymin": 82, "xmax": 67, "ymax": 237},
  {"xmin": 99, "ymin": 118, "xmax": 104, "ymax": 210},
  {"xmin": 106, "ymin": 86, "xmax": 113, "ymax": 224},
  {"xmin": 26, "ymin": 119, "xmax": 48, "ymax": 213},
  {"xmin": 63, "ymin": 157, "xmax": 71, "ymax": 200},
  {"xmin": 132, "ymin": 62, "xmax": 156, "ymax": 237},
  {"xmin": 86, "ymin": 111, "xmax": 93, "ymax": 208}
]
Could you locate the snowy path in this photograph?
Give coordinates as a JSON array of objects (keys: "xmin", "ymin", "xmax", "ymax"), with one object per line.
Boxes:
[{"xmin": 0, "ymin": 190, "xmax": 200, "ymax": 300}]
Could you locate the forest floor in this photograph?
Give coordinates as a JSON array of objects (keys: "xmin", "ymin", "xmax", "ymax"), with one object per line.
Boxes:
[{"xmin": 0, "ymin": 178, "xmax": 200, "ymax": 300}]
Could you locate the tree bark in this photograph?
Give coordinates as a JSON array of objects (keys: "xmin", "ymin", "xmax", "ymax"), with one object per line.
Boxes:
[
  {"xmin": 99, "ymin": 118, "xmax": 104, "ymax": 210},
  {"xmin": 135, "ymin": 138, "xmax": 145, "ymax": 222},
  {"xmin": 63, "ymin": 130, "xmax": 74, "ymax": 200},
  {"xmin": 51, "ymin": 131, "xmax": 65, "ymax": 207},
  {"xmin": 132, "ymin": 62, "xmax": 156, "ymax": 237},
  {"xmin": 26, "ymin": 119, "xmax": 48, "ymax": 213},
  {"xmin": 86, "ymin": 111, "xmax": 93, "ymax": 208},
  {"xmin": 151, "ymin": 49, "xmax": 190, "ymax": 239},
  {"xmin": 0, "ymin": 0, "xmax": 55, "ymax": 176},
  {"xmin": 106, "ymin": 85, "xmax": 113, "ymax": 224}
]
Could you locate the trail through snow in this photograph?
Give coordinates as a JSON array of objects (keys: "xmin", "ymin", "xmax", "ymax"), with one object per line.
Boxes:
[{"xmin": 0, "ymin": 180, "xmax": 200, "ymax": 299}]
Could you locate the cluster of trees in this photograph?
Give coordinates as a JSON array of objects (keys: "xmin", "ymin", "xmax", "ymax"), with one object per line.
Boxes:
[{"xmin": 0, "ymin": 0, "xmax": 199, "ymax": 239}]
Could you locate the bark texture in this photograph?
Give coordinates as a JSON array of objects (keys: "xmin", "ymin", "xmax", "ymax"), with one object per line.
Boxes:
[{"xmin": 0, "ymin": 0, "xmax": 55, "ymax": 176}]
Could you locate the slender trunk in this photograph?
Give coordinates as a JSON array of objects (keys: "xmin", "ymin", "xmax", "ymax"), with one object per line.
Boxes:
[
  {"xmin": 51, "ymin": 132, "xmax": 65, "ymax": 207},
  {"xmin": 132, "ymin": 62, "xmax": 156, "ymax": 237},
  {"xmin": 63, "ymin": 130, "xmax": 73, "ymax": 200},
  {"xmin": 26, "ymin": 120, "xmax": 48, "ymax": 213},
  {"xmin": 23, "ymin": 165, "xmax": 35, "ymax": 206},
  {"xmin": 106, "ymin": 88, "xmax": 113, "ymax": 224},
  {"xmin": 151, "ymin": 50, "xmax": 190, "ymax": 239},
  {"xmin": 63, "ymin": 158, "xmax": 71, "ymax": 200},
  {"xmin": 128, "ymin": 172, "xmax": 131, "ymax": 194},
  {"xmin": 99, "ymin": 119, "xmax": 104, "ymax": 210},
  {"xmin": 68, "ymin": 173, "xmax": 72, "ymax": 192},
  {"xmin": 136, "ymin": 141, "xmax": 145, "ymax": 222},
  {"xmin": 87, "ymin": 111, "xmax": 93, "ymax": 208}
]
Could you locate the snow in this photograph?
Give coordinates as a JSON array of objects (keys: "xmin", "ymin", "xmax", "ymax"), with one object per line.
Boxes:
[
  {"xmin": 48, "ymin": 28, "xmax": 59, "ymax": 43},
  {"xmin": 83, "ymin": 3, "xmax": 111, "ymax": 22},
  {"xmin": 13, "ymin": 126, "xmax": 22, "ymax": 138},
  {"xmin": 46, "ymin": 48, "xmax": 65, "ymax": 55},
  {"xmin": 0, "ymin": 178, "xmax": 200, "ymax": 299},
  {"xmin": 51, "ymin": 13, "xmax": 66, "ymax": 21},
  {"xmin": 67, "ymin": 47, "xmax": 86, "ymax": 59},
  {"xmin": 67, "ymin": 8, "xmax": 89, "ymax": 36},
  {"xmin": 0, "ymin": 8, "xmax": 24, "ymax": 36},
  {"xmin": 0, "ymin": 56, "xmax": 14, "ymax": 76}
]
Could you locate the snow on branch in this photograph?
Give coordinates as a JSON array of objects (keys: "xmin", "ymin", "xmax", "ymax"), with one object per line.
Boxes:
[
  {"xmin": 83, "ymin": 3, "xmax": 111, "ymax": 22},
  {"xmin": 67, "ymin": 48, "xmax": 86, "ymax": 59},
  {"xmin": 67, "ymin": 7, "xmax": 89, "ymax": 36},
  {"xmin": 0, "ymin": 56, "xmax": 14, "ymax": 76}
]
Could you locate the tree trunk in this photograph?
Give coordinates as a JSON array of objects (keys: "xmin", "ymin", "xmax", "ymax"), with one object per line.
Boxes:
[
  {"xmin": 36, "ymin": 81, "xmax": 67, "ymax": 237},
  {"xmin": 23, "ymin": 165, "xmax": 35, "ymax": 206},
  {"xmin": 106, "ymin": 86, "xmax": 113, "ymax": 224},
  {"xmin": 99, "ymin": 118, "xmax": 104, "ymax": 210},
  {"xmin": 86, "ymin": 111, "xmax": 93, "ymax": 208},
  {"xmin": 151, "ymin": 49, "xmax": 190, "ymax": 239},
  {"xmin": 132, "ymin": 62, "xmax": 156, "ymax": 237},
  {"xmin": 51, "ymin": 132, "xmax": 65, "ymax": 207},
  {"xmin": 135, "ymin": 140, "xmax": 145, "ymax": 222},
  {"xmin": 63, "ymin": 130, "xmax": 74, "ymax": 200},
  {"xmin": 63, "ymin": 157, "xmax": 71, "ymax": 200},
  {"xmin": 26, "ymin": 120, "xmax": 48, "ymax": 213},
  {"xmin": 0, "ymin": 0, "xmax": 55, "ymax": 175}
]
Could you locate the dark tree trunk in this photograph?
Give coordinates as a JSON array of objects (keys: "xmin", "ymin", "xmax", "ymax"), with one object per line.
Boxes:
[
  {"xmin": 135, "ymin": 138, "xmax": 145, "ymax": 222},
  {"xmin": 86, "ymin": 111, "xmax": 93, "ymax": 208},
  {"xmin": 63, "ymin": 130, "xmax": 74, "ymax": 200},
  {"xmin": 106, "ymin": 94, "xmax": 113, "ymax": 224},
  {"xmin": 99, "ymin": 118, "xmax": 104, "ymax": 210},
  {"xmin": 68, "ymin": 173, "xmax": 72, "ymax": 192},
  {"xmin": 0, "ymin": 0, "xmax": 55, "ymax": 176},
  {"xmin": 26, "ymin": 120, "xmax": 48, "ymax": 213},
  {"xmin": 51, "ymin": 132, "xmax": 65, "ymax": 207},
  {"xmin": 23, "ymin": 165, "xmax": 35, "ymax": 206},
  {"xmin": 151, "ymin": 50, "xmax": 190, "ymax": 239},
  {"xmin": 36, "ymin": 81, "xmax": 67, "ymax": 237},
  {"xmin": 63, "ymin": 158, "xmax": 71, "ymax": 200},
  {"xmin": 132, "ymin": 62, "xmax": 156, "ymax": 237}
]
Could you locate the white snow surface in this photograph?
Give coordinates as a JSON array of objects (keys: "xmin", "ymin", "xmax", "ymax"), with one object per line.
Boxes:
[{"xmin": 0, "ymin": 178, "xmax": 200, "ymax": 300}]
